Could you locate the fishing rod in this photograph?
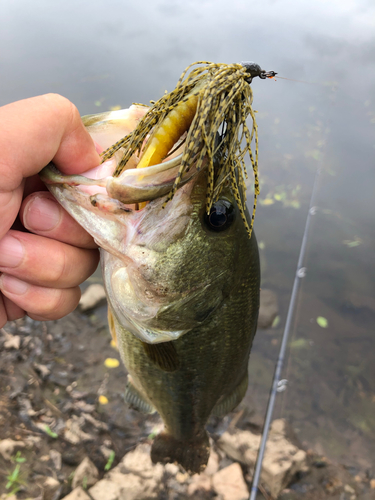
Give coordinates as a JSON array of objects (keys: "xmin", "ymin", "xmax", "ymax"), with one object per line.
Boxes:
[
  {"xmin": 247, "ymin": 74, "xmax": 336, "ymax": 498},
  {"xmin": 249, "ymin": 160, "xmax": 322, "ymax": 500},
  {"xmin": 225, "ymin": 70, "xmax": 333, "ymax": 495}
]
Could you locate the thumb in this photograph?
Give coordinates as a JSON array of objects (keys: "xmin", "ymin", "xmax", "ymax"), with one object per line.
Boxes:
[
  {"xmin": 0, "ymin": 94, "xmax": 101, "ymax": 240},
  {"xmin": 0, "ymin": 93, "xmax": 101, "ymax": 193}
]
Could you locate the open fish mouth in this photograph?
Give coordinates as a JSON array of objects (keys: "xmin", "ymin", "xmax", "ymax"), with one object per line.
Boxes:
[
  {"xmin": 41, "ymin": 113, "xmax": 198, "ymax": 208},
  {"xmin": 40, "ymin": 105, "xmax": 197, "ymax": 209}
]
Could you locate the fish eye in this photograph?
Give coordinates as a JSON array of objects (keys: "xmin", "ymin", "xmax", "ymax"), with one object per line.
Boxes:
[{"xmin": 204, "ymin": 200, "xmax": 235, "ymax": 231}]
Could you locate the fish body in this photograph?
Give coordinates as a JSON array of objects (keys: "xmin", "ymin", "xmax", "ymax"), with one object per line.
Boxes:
[
  {"xmin": 106, "ymin": 172, "xmax": 260, "ymax": 472},
  {"xmin": 40, "ymin": 61, "xmax": 271, "ymax": 473},
  {"xmin": 44, "ymin": 149, "xmax": 260, "ymax": 472}
]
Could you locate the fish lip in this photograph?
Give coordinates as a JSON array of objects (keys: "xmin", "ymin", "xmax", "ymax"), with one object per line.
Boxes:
[
  {"xmin": 40, "ymin": 150, "xmax": 200, "ymax": 206},
  {"xmin": 40, "ymin": 162, "xmax": 109, "ymax": 187},
  {"xmin": 106, "ymin": 155, "xmax": 199, "ymax": 205}
]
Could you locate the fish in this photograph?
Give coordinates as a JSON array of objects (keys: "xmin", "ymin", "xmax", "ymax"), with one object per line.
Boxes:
[{"xmin": 40, "ymin": 61, "xmax": 275, "ymax": 473}]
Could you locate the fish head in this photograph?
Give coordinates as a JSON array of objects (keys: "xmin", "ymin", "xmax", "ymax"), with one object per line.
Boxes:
[{"xmin": 41, "ymin": 106, "xmax": 255, "ymax": 344}]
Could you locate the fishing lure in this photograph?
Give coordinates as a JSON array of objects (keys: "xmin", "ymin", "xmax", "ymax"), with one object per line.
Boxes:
[{"xmin": 100, "ymin": 61, "xmax": 276, "ymax": 237}]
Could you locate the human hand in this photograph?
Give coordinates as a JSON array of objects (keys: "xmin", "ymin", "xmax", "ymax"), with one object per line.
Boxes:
[{"xmin": 0, "ymin": 94, "xmax": 101, "ymax": 327}]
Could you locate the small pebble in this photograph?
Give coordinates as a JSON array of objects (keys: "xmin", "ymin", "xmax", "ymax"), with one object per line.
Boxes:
[
  {"xmin": 0, "ymin": 438, "xmax": 25, "ymax": 461},
  {"xmin": 79, "ymin": 284, "xmax": 106, "ymax": 311},
  {"xmin": 4, "ymin": 334, "xmax": 21, "ymax": 350}
]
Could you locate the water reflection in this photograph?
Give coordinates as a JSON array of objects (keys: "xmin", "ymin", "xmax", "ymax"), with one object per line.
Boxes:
[{"xmin": 1, "ymin": 0, "xmax": 374, "ymax": 472}]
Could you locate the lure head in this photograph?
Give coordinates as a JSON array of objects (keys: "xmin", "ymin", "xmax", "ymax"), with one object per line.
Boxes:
[
  {"xmin": 241, "ymin": 61, "xmax": 264, "ymax": 82},
  {"xmin": 241, "ymin": 61, "xmax": 278, "ymax": 82}
]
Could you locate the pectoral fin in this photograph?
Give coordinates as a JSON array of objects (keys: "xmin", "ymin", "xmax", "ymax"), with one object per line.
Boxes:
[
  {"xmin": 211, "ymin": 374, "xmax": 248, "ymax": 417},
  {"xmin": 141, "ymin": 341, "xmax": 179, "ymax": 372}
]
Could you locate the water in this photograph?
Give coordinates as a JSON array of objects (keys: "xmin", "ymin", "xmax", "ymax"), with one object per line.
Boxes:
[{"xmin": 1, "ymin": 0, "xmax": 374, "ymax": 471}]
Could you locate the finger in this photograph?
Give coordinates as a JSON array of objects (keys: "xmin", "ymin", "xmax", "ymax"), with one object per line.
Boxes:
[
  {"xmin": 0, "ymin": 94, "xmax": 101, "ymax": 193},
  {"xmin": 20, "ymin": 192, "xmax": 98, "ymax": 249},
  {"xmin": 0, "ymin": 275, "xmax": 81, "ymax": 321},
  {"xmin": 2, "ymin": 295, "xmax": 25, "ymax": 322},
  {"xmin": 0, "ymin": 230, "xmax": 99, "ymax": 288}
]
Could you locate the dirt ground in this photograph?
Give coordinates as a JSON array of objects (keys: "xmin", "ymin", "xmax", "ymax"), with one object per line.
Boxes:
[{"xmin": 0, "ymin": 306, "xmax": 374, "ymax": 499}]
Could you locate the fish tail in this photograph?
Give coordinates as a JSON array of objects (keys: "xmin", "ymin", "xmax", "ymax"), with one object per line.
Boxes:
[{"xmin": 151, "ymin": 430, "xmax": 210, "ymax": 474}]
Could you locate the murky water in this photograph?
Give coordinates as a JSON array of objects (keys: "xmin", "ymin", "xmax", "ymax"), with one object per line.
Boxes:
[{"xmin": 1, "ymin": 0, "xmax": 374, "ymax": 471}]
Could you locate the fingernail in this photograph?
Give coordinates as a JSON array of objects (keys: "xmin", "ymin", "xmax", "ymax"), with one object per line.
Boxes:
[
  {"xmin": 24, "ymin": 196, "xmax": 61, "ymax": 232},
  {"xmin": 0, "ymin": 235, "xmax": 24, "ymax": 268},
  {"xmin": 0, "ymin": 274, "xmax": 29, "ymax": 295},
  {"xmin": 94, "ymin": 140, "xmax": 104, "ymax": 154}
]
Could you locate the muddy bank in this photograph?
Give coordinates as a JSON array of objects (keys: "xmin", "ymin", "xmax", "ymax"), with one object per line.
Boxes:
[{"xmin": 0, "ymin": 308, "xmax": 374, "ymax": 499}]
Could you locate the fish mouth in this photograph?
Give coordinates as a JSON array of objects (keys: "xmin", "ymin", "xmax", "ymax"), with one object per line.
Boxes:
[{"xmin": 39, "ymin": 100, "xmax": 207, "ymax": 267}]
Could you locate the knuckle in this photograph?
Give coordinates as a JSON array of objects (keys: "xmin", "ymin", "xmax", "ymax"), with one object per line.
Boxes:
[{"xmin": 48, "ymin": 246, "xmax": 69, "ymax": 284}]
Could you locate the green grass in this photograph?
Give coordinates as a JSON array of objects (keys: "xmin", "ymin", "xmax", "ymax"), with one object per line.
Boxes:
[
  {"xmin": 6, "ymin": 463, "xmax": 24, "ymax": 495},
  {"xmin": 43, "ymin": 425, "xmax": 58, "ymax": 439},
  {"xmin": 104, "ymin": 450, "xmax": 115, "ymax": 471}
]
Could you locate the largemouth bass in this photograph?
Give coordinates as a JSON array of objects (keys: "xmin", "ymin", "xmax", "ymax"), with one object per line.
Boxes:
[{"xmin": 41, "ymin": 61, "xmax": 275, "ymax": 473}]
